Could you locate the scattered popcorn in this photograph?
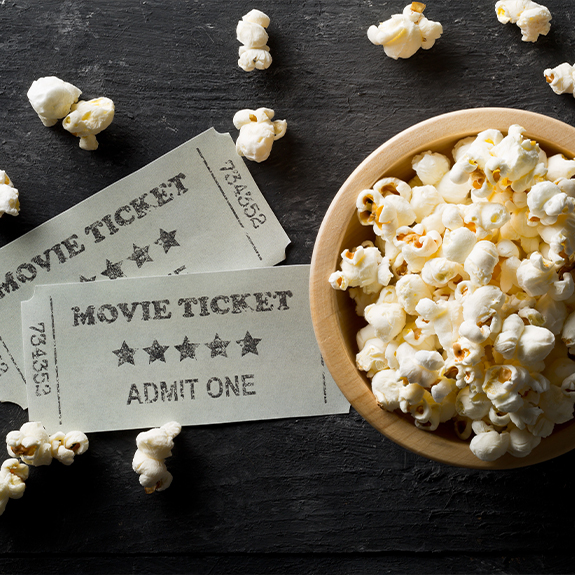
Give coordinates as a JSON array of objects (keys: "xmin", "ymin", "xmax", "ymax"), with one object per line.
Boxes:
[
  {"xmin": 62, "ymin": 97, "xmax": 115, "ymax": 151},
  {"xmin": 7, "ymin": 422, "xmax": 53, "ymax": 466},
  {"xmin": 49, "ymin": 430, "xmax": 90, "ymax": 466},
  {"xmin": 329, "ymin": 242, "xmax": 383, "ymax": 293},
  {"xmin": 233, "ymin": 107, "xmax": 286, "ymax": 162},
  {"xmin": 367, "ymin": 2, "xmax": 443, "ymax": 60},
  {"xmin": 495, "ymin": 0, "xmax": 551, "ymax": 42},
  {"xmin": 27, "ymin": 76, "xmax": 81, "ymax": 127},
  {"xmin": 0, "ymin": 459, "xmax": 29, "ymax": 516},
  {"xmin": 132, "ymin": 421, "xmax": 181, "ymax": 493},
  {"xmin": 237, "ymin": 9, "xmax": 272, "ymax": 71},
  {"xmin": 332, "ymin": 126, "xmax": 575, "ymax": 461},
  {"xmin": 544, "ymin": 63, "xmax": 575, "ymax": 96},
  {"xmin": 6, "ymin": 421, "xmax": 89, "ymax": 467},
  {"xmin": 0, "ymin": 170, "xmax": 20, "ymax": 218}
]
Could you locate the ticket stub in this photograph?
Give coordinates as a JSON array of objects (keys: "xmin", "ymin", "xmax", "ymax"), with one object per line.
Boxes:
[
  {"xmin": 21, "ymin": 265, "xmax": 349, "ymax": 432},
  {"xmin": 0, "ymin": 128, "xmax": 290, "ymax": 407}
]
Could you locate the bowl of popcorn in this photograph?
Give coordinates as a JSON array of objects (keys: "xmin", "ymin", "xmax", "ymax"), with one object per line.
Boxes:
[{"xmin": 310, "ymin": 107, "xmax": 575, "ymax": 468}]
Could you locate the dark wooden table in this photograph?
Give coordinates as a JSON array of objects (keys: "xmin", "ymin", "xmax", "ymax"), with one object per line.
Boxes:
[{"xmin": 1, "ymin": 1, "xmax": 575, "ymax": 573}]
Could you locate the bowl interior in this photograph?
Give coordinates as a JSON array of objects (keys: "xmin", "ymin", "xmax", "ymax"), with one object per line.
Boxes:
[{"xmin": 310, "ymin": 108, "xmax": 575, "ymax": 469}]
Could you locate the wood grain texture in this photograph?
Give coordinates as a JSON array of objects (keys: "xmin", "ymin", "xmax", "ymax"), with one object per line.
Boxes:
[{"xmin": 1, "ymin": 0, "xmax": 575, "ymax": 572}]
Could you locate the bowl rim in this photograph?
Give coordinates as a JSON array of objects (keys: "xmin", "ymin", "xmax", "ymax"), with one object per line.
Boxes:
[{"xmin": 310, "ymin": 107, "xmax": 575, "ymax": 469}]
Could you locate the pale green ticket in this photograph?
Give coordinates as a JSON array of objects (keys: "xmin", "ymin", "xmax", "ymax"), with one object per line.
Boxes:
[
  {"xmin": 0, "ymin": 128, "xmax": 290, "ymax": 408},
  {"xmin": 21, "ymin": 265, "xmax": 348, "ymax": 432}
]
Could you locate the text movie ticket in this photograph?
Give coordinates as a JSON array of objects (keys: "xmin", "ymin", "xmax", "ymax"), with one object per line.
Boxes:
[
  {"xmin": 0, "ymin": 128, "xmax": 289, "ymax": 407},
  {"xmin": 21, "ymin": 265, "xmax": 349, "ymax": 432}
]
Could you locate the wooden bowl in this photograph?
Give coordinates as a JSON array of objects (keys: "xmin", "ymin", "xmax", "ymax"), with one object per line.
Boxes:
[{"xmin": 310, "ymin": 107, "xmax": 575, "ymax": 469}]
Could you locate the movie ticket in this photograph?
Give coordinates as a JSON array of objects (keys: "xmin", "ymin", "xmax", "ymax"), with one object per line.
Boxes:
[{"xmin": 21, "ymin": 265, "xmax": 348, "ymax": 432}]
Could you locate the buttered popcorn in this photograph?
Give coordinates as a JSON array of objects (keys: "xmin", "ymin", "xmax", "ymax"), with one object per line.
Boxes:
[
  {"xmin": 367, "ymin": 2, "xmax": 443, "ymax": 60},
  {"xmin": 331, "ymin": 126, "xmax": 575, "ymax": 462},
  {"xmin": 495, "ymin": 0, "xmax": 551, "ymax": 43}
]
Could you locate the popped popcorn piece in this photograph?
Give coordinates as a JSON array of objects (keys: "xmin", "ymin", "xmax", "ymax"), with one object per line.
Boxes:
[
  {"xmin": 464, "ymin": 202, "xmax": 510, "ymax": 234},
  {"xmin": 459, "ymin": 285, "xmax": 505, "ymax": 344},
  {"xmin": 441, "ymin": 227, "xmax": 477, "ymax": 264},
  {"xmin": 527, "ymin": 181, "xmax": 574, "ymax": 226},
  {"xmin": 238, "ymin": 46, "xmax": 272, "ymax": 72},
  {"xmin": 514, "ymin": 324, "xmax": 555, "ymax": 365},
  {"xmin": 364, "ymin": 300, "xmax": 406, "ymax": 343},
  {"xmin": 373, "ymin": 195, "xmax": 417, "ymax": 239},
  {"xmin": 546, "ymin": 154, "xmax": 575, "ymax": 182},
  {"xmin": 27, "ymin": 76, "xmax": 82, "ymax": 127},
  {"xmin": 538, "ymin": 214, "xmax": 575, "ymax": 261},
  {"xmin": 132, "ymin": 421, "xmax": 181, "ymax": 493},
  {"xmin": 455, "ymin": 387, "xmax": 491, "ymax": 420},
  {"xmin": 6, "ymin": 422, "xmax": 53, "ymax": 467},
  {"xmin": 373, "ymin": 177, "xmax": 412, "ymax": 201},
  {"xmin": 329, "ymin": 242, "xmax": 383, "ymax": 293},
  {"xmin": 415, "ymin": 297, "xmax": 460, "ymax": 354},
  {"xmin": 507, "ymin": 425, "xmax": 542, "ymax": 457},
  {"xmin": 62, "ymin": 97, "xmax": 115, "ymax": 151},
  {"xmin": 450, "ymin": 129, "xmax": 504, "ymax": 193},
  {"xmin": 411, "ymin": 151, "xmax": 450, "ymax": 185},
  {"xmin": 0, "ymin": 459, "xmax": 29, "ymax": 516},
  {"xmin": 484, "ymin": 125, "xmax": 545, "ymax": 193},
  {"xmin": 396, "ymin": 344, "xmax": 444, "ymax": 388},
  {"xmin": 356, "ymin": 337, "xmax": 388, "ymax": 376},
  {"xmin": 421, "ymin": 257, "xmax": 466, "ymax": 287},
  {"xmin": 367, "ymin": 2, "xmax": 443, "ymax": 60},
  {"xmin": 529, "ymin": 385, "xmax": 574, "ymax": 437},
  {"xmin": 436, "ymin": 172, "xmax": 471, "ymax": 203},
  {"xmin": 394, "ymin": 224, "xmax": 442, "ymax": 272},
  {"xmin": 0, "ymin": 171, "xmax": 20, "ymax": 218},
  {"xmin": 237, "ymin": 9, "xmax": 270, "ymax": 45},
  {"xmin": 544, "ymin": 63, "xmax": 575, "ymax": 96},
  {"xmin": 372, "ymin": 369, "xmax": 403, "ymax": 411},
  {"xmin": 516, "ymin": 251, "xmax": 556, "ymax": 296},
  {"xmin": 469, "ymin": 423, "xmax": 510, "ymax": 461},
  {"xmin": 395, "ymin": 273, "xmax": 433, "ymax": 315},
  {"xmin": 233, "ymin": 107, "xmax": 287, "ymax": 163},
  {"xmin": 495, "ymin": 0, "xmax": 552, "ymax": 42},
  {"xmin": 237, "ymin": 9, "xmax": 272, "ymax": 71},
  {"xmin": 464, "ymin": 241, "xmax": 499, "ymax": 286},
  {"xmin": 493, "ymin": 313, "xmax": 524, "ymax": 358},
  {"xmin": 49, "ymin": 430, "xmax": 89, "ymax": 466},
  {"xmin": 410, "ymin": 185, "xmax": 445, "ymax": 222}
]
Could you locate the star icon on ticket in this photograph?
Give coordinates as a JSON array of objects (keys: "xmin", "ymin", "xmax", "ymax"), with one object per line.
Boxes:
[
  {"xmin": 154, "ymin": 229, "xmax": 180, "ymax": 254},
  {"xmin": 113, "ymin": 341, "xmax": 137, "ymax": 366},
  {"xmin": 101, "ymin": 259, "xmax": 125, "ymax": 280},
  {"xmin": 175, "ymin": 336, "xmax": 200, "ymax": 361},
  {"xmin": 205, "ymin": 333, "xmax": 230, "ymax": 358},
  {"xmin": 127, "ymin": 244, "xmax": 153, "ymax": 268},
  {"xmin": 236, "ymin": 331, "xmax": 261, "ymax": 356},
  {"xmin": 143, "ymin": 340, "xmax": 170, "ymax": 363}
]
